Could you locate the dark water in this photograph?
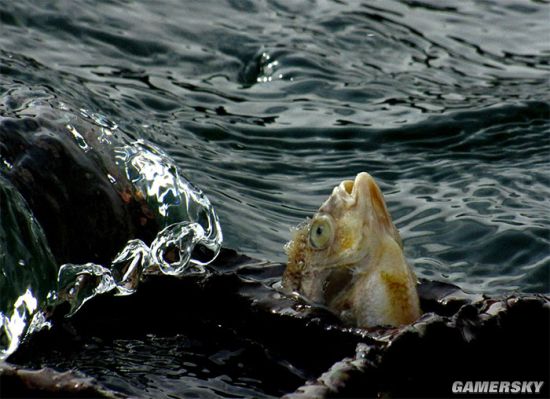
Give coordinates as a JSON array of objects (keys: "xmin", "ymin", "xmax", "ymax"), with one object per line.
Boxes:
[
  {"xmin": 1, "ymin": 0, "xmax": 549, "ymax": 397},
  {"xmin": 23, "ymin": 328, "xmax": 300, "ymax": 398}
]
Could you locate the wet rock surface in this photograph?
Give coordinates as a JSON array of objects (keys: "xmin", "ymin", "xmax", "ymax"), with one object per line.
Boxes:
[
  {"xmin": 287, "ymin": 295, "xmax": 549, "ymax": 398},
  {"xmin": 0, "ymin": 103, "xmax": 159, "ymax": 266},
  {"xmin": 0, "ymin": 361, "xmax": 123, "ymax": 398},
  {"xmin": 3, "ymin": 249, "xmax": 549, "ymax": 398}
]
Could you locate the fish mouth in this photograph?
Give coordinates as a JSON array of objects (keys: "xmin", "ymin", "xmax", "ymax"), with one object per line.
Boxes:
[{"xmin": 338, "ymin": 172, "xmax": 375, "ymax": 199}]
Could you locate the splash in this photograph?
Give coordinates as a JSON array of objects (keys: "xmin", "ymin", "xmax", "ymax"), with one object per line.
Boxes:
[
  {"xmin": 0, "ymin": 176, "xmax": 58, "ymax": 359},
  {"xmin": 0, "ymin": 89, "xmax": 223, "ymax": 359},
  {"xmin": 55, "ymin": 111, "xmax": 223, "ymax": 317}
]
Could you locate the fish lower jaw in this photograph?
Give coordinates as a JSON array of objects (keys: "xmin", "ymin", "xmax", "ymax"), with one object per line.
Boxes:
[
  {"xmin": 333, "ymin": 270, "xmax": 418, "ymax": 328},
  {"xmin": 331, "ymin": 239, "xmax": 421, "ymax": 328}
]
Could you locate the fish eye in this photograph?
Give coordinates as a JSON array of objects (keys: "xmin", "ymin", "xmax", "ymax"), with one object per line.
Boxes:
[{"xmin": 309, "ymin": 216, "xmax": 333, "ymax": 250}]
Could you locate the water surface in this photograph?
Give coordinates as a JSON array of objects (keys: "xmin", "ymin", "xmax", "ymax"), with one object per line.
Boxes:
[{"xmin": 1, "ymin": 0, "xmax": 549, "ymax": 397}]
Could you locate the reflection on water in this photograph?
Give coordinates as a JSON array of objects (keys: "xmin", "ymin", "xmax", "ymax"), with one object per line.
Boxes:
[{"xmin": 0, "ymin": 0, "xmax": 549, "ymax": 397}]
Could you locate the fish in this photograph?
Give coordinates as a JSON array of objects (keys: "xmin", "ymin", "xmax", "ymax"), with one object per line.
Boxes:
[{"xmin": 283, "ymin": 172, "xmax": 421, "ymax": 328}]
